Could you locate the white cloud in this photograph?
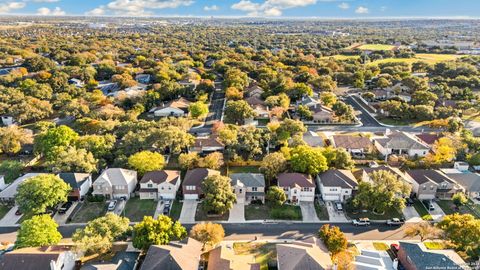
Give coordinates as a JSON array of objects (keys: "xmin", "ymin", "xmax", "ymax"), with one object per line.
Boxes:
[
  {"xmin": 355, "ymin": 6, "xmax": 368, "ymax": 14},
  {"xmin": 231, "ymin": 0, "xmax": 318, "ymax": 17},
  {"xmin": 103, "ymin": 0, "xmax": 194, "ymax": 16},
  {"xmin": 204, "ymin": 5, "xmax": 219, "ymax": 11},
  {"xmin": 0, "ymin": 2, "xmax": 26, "ymax": 14},
  {"xmin": 338, "ymin": 2, "xmax": 349, "ymax": 10},
  {"xmin": 32, "ymin": 0, "xmax": 61, "ymax": 2},
  {"xmin": 380, "ymin": 6, "xmax": 387, "ymax": 12},
  {"xmin": 85, "ymin": 6, "xmax": 106, "ymax": 16},
  {"xmin": 36, "ymin": 6, "xmax": 66, "ymax": 15}
]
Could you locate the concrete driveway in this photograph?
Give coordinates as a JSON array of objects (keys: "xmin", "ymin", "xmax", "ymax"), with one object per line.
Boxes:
[
  {"xmin": 228, "ymin": 201, "xmax": 245, "ymax": 223},
  {"xmin": 53, "ymin": 202, "xmax": 79, "ymax": 225},
  {"xmin": 0, "ymin": 206, "xmax": 22, "ymax": 226},
  {"xmin": 179, "ymin": 200, "xmax": 198, "ymax": 224},
  {"xmin": 112, "ymin": 199, "xmax": 126, "ymax": 216},
  {"xmin": 430, "ymin": 201, "xmax": 446, "ymax": 221},
  {"xmin": 153, "ymin": 200, "xmax": 165, "ymax": 219},
  {"xmin": 299, "ymin": 202, "xmax": 320, "ymax": 222},
  {"xmin": 325, "ymin": 201, "xmax": 348, "ymax": 222},
  {"xmin": 402, "ymin": 206, "xmax": 422, "ymax": 223}
]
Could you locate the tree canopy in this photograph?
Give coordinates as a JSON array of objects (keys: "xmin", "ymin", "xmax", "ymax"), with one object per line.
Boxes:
[{"xmin": 132, "ymin": 215, "xmax": 187, "ymax": 251}]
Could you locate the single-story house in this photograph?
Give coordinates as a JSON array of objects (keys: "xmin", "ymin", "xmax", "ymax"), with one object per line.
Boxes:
[
  {"xmin": 81, "ymin": 251, "xmax": 140, "ymax": 270},
  {"xmin": 58, "ymin": 173, "xmax": 92, "ymax": 201},
  {"xmin": 0, "ymin": 173, "xmax": 43, "ymax": 203},
  {"xmin": 208, "ymin": 244, "xmax": 260, "ymax": 270},
  {"xmin": 92, "ymin": 168, "xmax": 138, "ymax": 199},
  {"xmin": 278, "ymin": 173, "xmax": 315, "ymax": 203},
  {"xmin": 139, "ymin": 170, "xmax": 181, "ymax": 200},
  {"xmin": 310, "ymin": 105, "xmax": 335, "ymax": 123},
  {"xmin": 441, "ymin": 169, "xmax": 480, "ymax": 200},
  {"xmin": 230, "ymin": 173, "xmax": 266, "ymax": 204},
  {"xmin": 331, "ymin": 135, "xmax": 374, "ymax": 157},
  {"xmin": 245, "ymin": 83, "xmax": 264, "ymax": 98},
  {"xmin": 301, "ymin": 131, "xmax": 325, "ymax": 147},
  {"xmin": 141, "ymin": 238, "xmax": 203, "ymax": 270},
  {"xmin": 397, "ymin": 242, "xmax": 468, "ymax": 270},
  {"xmin": 182, "ymin": 168, "xmax": 220, "ymax": 200},
  {"xmin": 151, "ymin": 97, "xmax": 191, "ymax": 117},
  {"xmin": 0, "ymin": 246, "xmax": 78, "ymax": 270},
  {"xmin": 191, "ymin": 136, "xmax": 225, "ymax": 154},
  {"xmin": 404, "ymin": 170, "xmax": 464, "ymax": 200},
  {"xmin": 296, "ymin": 96, "xmax": 319, "ymax": 108},
  {"xmin": 317, "ymin": 169, "xmax": 358, "ymax": 202},
  {"xmin": 354, "ymin": 165, "xmax": 411, "ymax": 186},
  {"xmin": 276, "ymin": 237, "xmax": 333, "ymax": 270},
  {"xmin": 373, "ymin": 131, "xmax": 430, "ymax": 157}
]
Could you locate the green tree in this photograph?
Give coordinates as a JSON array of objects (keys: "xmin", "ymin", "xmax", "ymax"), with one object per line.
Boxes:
[
  {"xmin": 290, "ymin": 145, "xmax": 328, "ymax": 175},
  {"xmin": 319, "ymin": 92, "xmax": 337, "ymax": 107},
  {"xmin": 132, "ymin": 215, "xmax": 187, "ymax": 251},
  {"xmin": 297, "ymin": 105, "xmax": 313, "ymax": 120},
  {"xmin": 224, "ymin": 100, "xmax": 256, "ymax": 125},
  {"xmin": 35, "ymin": 125, "xmax": 79, "ymax": 158},
  {"xmin": 128, "ymin": 151, "xmax": 165, "ymax": 175},
  {"xmin": 202, "ymin": 175, "xmax": 237, "ymax": 215},
  {"xmin": 190, "ymin": 222, "xmax": 225, "ymax": 250},
  {"xmin": 288, "ymin": 83, "xmax": 313, "ymax": 101},
  {"xmin": 189, "ymin": 101, "xmax": 209, "ymax": 119},
  {"xmin": 73, "ymin": 213, "xmax": 130, "ymax": 255},
  {"xmin": 437, "ymin": 213, "xmax": 480, "ymax": 259},
  {"xmin": 0, "ymin": 160, "xmax": 24, "ymax": 183},
  {"xmin": 353, "ymin": 170, "xmax": 411, "ymax": 214},
  {"xmin": 46, "ymin": 146, "xmax": 98, "ymax": 173},
  {"xmin": 0, "ymin": 126, "xmax": 33, "ymax": 155},
  {"xmin": 15, "ymin": 174, "xmax": 71, "ymax": 214},
  {"xmin": 199, "ymin": 152, "xmax": 224, "ymax": 170},
  {"xmin": 276, "ymin": 119, "xmax": 306, "ymax": 143},
  {"xmin": 452, "ymin": 193, "xmax": 468, "ymax": 209},
  {"xmin": 318, "ymin": 224, "xmax": 347, "ymax": 255},
  {"xmin": 149, "ymin": 126, "xmax": 195, "ymax": 154},
  {"xmin": 266, "ymin": 186, "xmax": 287, "ymax": 206},
  {"xmin": 16, "ymin": 215, "xmax": 62, "ymax": 248},
  {"xmin": 321, "ymin": 147, "xmax": 354, "ymax": 170},
  {"xmin": 179, "ymin": 152, "xmax": 201, "ymax": 170},
  {"xmin": 260, "ymin": 152, "xmax": 287, "ymax": 182}
]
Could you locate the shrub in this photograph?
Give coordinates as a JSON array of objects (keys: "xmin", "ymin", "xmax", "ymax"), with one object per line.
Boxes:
[
  {"xmin": 86, "ymin": 194, "xmax": 105, "ymax": 202},
  {"xmin": 422, "ymin": 214, "xmax": 433, "ymax": 221}
]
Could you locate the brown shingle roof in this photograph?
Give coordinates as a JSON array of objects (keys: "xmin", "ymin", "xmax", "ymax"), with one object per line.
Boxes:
[
  {"xmin": 278, "ymin": 173, "xmax": 315, "ymax": 188},
  {"xmin": 332, "ymin": 135, "xmax": 373, "ymax": 150},
  {"xmin": 317, "ymin": 169, "xmax": 358, "ymax": 189},
  {"xmin": 165, "ymin": 97, "xmax": 191, "ymax": 110},
  {"xmin": 141, "ymin": 238, "xmax": 203, "ymax": 270},
  {"xmin": 0, "ymin": 246, "xmax": 72, "ymax": 270},
  {"xmin": 140, "ymin": 170, "xmax": 180, "ymax": 185},
  {"xmin": 183, "ymin": 168, "xmax": 220, "ymax": 187},
  {"xmin": 194, "ymin": 136, "xmax": 225, "ymax": 148},
  {"xmin": 276, "ymin": 237, "xmax": 332, "ymax": 270}
]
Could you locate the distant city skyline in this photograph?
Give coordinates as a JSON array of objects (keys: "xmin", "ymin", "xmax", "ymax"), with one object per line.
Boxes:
[{"xmin": 0, "ymin": 0, "xmax": 480, "ymax": 18}]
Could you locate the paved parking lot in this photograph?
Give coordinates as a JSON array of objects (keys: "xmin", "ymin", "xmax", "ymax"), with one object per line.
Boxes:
[
  {"xmin": 299, "ymin": 202, "xmax": 320, "ymax": 222},
  {"xmin": 325, "ymin": 201, "xmax": 348, "ymax": 222},
  {"xmin": 179, "ymin": 200, "xmax": 198, "ymax": 224}
]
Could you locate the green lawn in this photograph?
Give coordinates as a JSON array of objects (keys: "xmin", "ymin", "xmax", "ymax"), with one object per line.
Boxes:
[
  {"xmin": 424, "ymin": 241, "xmax": 446, "ymax": 250},
  {"xmin": 0, "ymin": 205, "xmax": 10, "ymax": 220},
  {"xmin": 169, "ymin": 200, "xmax": 183, "ymax": 221},
  {"xmin": 122, "ymin": 197, "xmax": 157, "ymax": 222},
  {"xmin": 245, "ymin": 204, "xmax": 302, "ymax": 221},
  {"xmin": 69, "ymin": 201, "xmax": 107, "ymax": 223},
  {"xmin": 195, "ymin": 202, "xmax": 229, "ymax": 221},
  {"xmin": 346, "ymin": 206, "xmax": 403, "ymax": 220},
  {"xmin": 357, "ymin": 44, "xmax": 396, "ymax": 51},
  {"xmin": 227, "ymin": 166, "xmax": 260, "ymax": 175},
  {"xmin": 373, "ymin": 242, "xmax": 389, "ymax": 251},
  {"xmin": 413, "ymin": 199, "xmax": 430, "ymax": 218},
  {"xmin": 323, "ymin": 53, "xmax": 460, "ymax": 65},
  {"xmin": 233, "ymin": 242, "xmax": 277, "ymax": 270},
  {"xmin": 437, "ymin": 200, "xmax": 480, "ymax": 218},
  {"xmin": 314, "ymin": 201, "xmax": 329, "ymax": 220}
]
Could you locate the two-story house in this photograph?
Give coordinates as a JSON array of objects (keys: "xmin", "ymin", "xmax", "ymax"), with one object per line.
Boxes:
[
  {"xmin": 230, "ymin": 173, "xmax": 266, "ymax": 204},
  {"xmin": 182, "ymin": 168, "xmax": 220, "ymax": 200},
  {"xmin": 278, "ymin": 173, "xmax": 315, "ymax": 204},
  {"xmin": 139, "ymin": 170, "xmax": 181, "ymax": 200},
  {"xmin": 92, "ymin": 168, "xmax": 138, "ymax": 199},
  {"xmin": 0, "ymin": 246, "xmax": 78, "ymax": 270},
  {"xmin": 404, "ymin": 170, "xmax": 464, "ymax": 200},
  {"xmin": 58, "ymin": 173, "xmax": 92, "ymax": 201},
  {"xmin": 373, "ymin": 131, "xmax": 430, "ymax": 157},
  {"xmin": 317, "ymin": 169, "xmax": 358, "ymax": 202}
]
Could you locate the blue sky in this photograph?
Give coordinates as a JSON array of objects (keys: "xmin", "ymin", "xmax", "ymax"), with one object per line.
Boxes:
[{"xmin": 0, "ymin": 0, "xmax": 479, "ymax": 18}]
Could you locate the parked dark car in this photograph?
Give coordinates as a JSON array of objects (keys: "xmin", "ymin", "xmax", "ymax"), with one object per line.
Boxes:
[
  {"xmin": 390, "ymin": 243, "xmax": 400, "ymax": 258},
  {"xmin": 405, "ymin": 197, "xmax": 414, "ymax": 206},
  {"xmin": 58, "ymin": 201, "xmax": 73, "ymax": 214},
  {"xmin": 15, "ymin": 209, "xmax": 22, "ymax": 216},
  {"xmin": 163, "ymin": 206, "xmax": 170, "ymax": 215}
]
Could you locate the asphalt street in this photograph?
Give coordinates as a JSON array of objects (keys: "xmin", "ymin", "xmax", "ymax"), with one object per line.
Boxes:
[
  {"xmin": 0, "ymin": 222, "xmax": 416, "ymax": 242},
  {"xmin": 190, "ymin": 81, "xmax": 225, "ymax": 135}
]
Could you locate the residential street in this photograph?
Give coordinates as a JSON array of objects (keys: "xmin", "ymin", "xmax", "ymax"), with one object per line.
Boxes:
[{"xmin": 190, "ymin": 81, "xmax": 225, "ymax": 135}]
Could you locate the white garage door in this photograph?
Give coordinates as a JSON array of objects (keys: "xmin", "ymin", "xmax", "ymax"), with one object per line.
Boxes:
[
  {"xmin": 323, "ymin": 195, "xmax": 340, "ymax": 201},
  {"xmin": 184, "ymin": 194, "xmax": 198, "ymax": 200}
]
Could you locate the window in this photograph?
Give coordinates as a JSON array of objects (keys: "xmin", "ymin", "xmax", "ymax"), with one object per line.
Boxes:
[
  {"xmin": 330, "ymin": 188, "xmax": 338, "ymax": 192},
  {"xmin": 169, "ymin": 187, "xmax": 172, "ymax": 190},
  {"xmin": 147, "ymin": 184, "xmax": 153, "ymax": 188},
  {"xmin": 430, "ymin": 186, "xmax": 435, "ymax": 190},
  {"xmin": 252, "ymin": 187, "xmax": 258, "ymax": 192},
  {"xmin": 423, "ymin": 185, "xmax": 427, "ymax": 190},
  {"xmin": 441, "ymin": 183, "xmax": 447, "ymax": 189},
  {"xmin": 186, "ymin": 186, "xmax": 196, "ymax": 191},
  {"xmin": 161, "ymin": 187, "xmax": 164, "ymax": 190}
]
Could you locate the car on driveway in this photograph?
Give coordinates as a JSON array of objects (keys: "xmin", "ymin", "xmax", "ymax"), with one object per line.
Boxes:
[
  {"xmin": 352, "ymin": 218, "xmax": 370, "ymax": 226},
  {"xmin": 15, "ymin": 209, "xmax": 22, "ymax": 216},
  {"xmin": 423, "ymin": 200, "xmax": 435, "ymax": 211},
  {"xmin": 335, "ymin": 202, "xmax": 343, "ymax": 211},
  {"xmin": 58, "ymin": 201, "xmax": 73, "ymax": 214},
  {"xmin": 386, "ymin": 218, "xmax": 404, "ymax": 226},
  {"xmin": 405, "ymin": 197, "xmax": 414, "ymax": 206},
  {"xmin": 107, "ymin": 200, "xmax": 117, "ymax": 211}
]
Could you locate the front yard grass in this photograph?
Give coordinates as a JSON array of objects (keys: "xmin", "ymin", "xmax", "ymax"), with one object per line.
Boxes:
[
  {"xmin": 245, "ymin": 204, "xmax": 302, "ymax": 221},
  {"xmin": 233, "ymin": 242, "xmax": 277, "ymax": 270},
  {"xmin": 373, "ymin": 242, "xmax": 389, "ymax": 251},
  {"xmin": 314, "ymin": 201, "xmax": 329, "ymax": 220},
  {"xmin": 437, "ymin": 200, "xmax": 480, "ymax": 218},
  {"xmin": 195, "ymin": 202, "xmax": 229, "ymax": 221},
  {"xmin": 69, "ymin": 201, "xmax": 107, "ymax": 223},
  {"xmin": 424, "ymin": 241, "xmax": 446, "ymax": 250},
  {"xmin": 346, "ymin": 206, "xmax": 403, "ymax": 220},
  {"xmin": 413, "ymin": 199, "xmax": 429, "ymax": 217},
  {"xmin": 0, "ymin": 205, "xmax": 10, "ymax": 220},
  {"xmin": 227, "ymin": 166, "xmax": 260, "ymax": 175},
  {"xmin": 169, "ymin": 200, "xmax": 182, "ymax": 221},
  {"xmin": 122, "ymin": 197, "xmax": 157, "ymax": 221}
]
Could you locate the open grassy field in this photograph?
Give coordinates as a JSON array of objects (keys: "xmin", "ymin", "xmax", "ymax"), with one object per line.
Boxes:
[
  {"xmin": 357, "ymin": 44, "xmax": 397, "ymax": 51},
  {"xmin": 322, "ymin": 53, "xmax": 460, "ymax": 66},
  {"xmin": 321, "ymin": 54, "xmax": 360, "ymax": 60}
]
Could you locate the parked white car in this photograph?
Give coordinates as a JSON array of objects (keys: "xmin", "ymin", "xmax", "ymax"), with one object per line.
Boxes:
[
  {"xmin": 352, "ymin": 218, "xmax": 370, "ymax": 226},
  {"xmin": 107, "ymin": 200, "xmax": 117, "ymax": 211}
]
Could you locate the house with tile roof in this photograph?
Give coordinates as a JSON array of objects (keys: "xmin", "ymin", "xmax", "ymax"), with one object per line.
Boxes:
[
  {"xmin": 331, "ymin": 135, "xmax": 374, "ymax": 157},
  {"xmin": 139, "ymin": 170, "xmax": 181, "ymax": 200},
  {"xmin": 317, "ymin": 169, "xmax": 358, "ymax": 202},
  {"xmin": 191, "ymin": 135, "xmax": 225, "ymax": 154},
  {"xmin": 151, "ymin": 97, "xmax": 191, "ymax": 117},
  {"xmin": 277, "ymin": 173, "xmax": 315, "ymax": 203}
]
